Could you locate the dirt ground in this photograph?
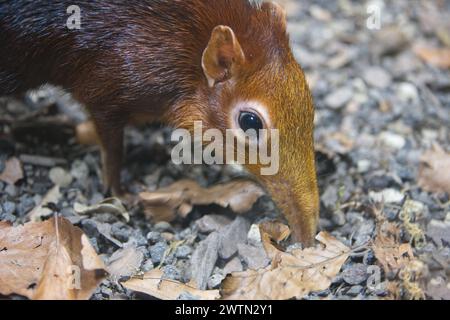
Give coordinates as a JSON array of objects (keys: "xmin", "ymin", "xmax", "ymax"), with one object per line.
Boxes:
[{"xmin": 1, "ymin": 0, "xmax": 449, "ymax": 300}]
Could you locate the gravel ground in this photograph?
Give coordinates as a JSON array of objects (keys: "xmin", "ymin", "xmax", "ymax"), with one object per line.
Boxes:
[{"xmin": 1, "ymin": 0, "xmax": 449, "ymax": 300}]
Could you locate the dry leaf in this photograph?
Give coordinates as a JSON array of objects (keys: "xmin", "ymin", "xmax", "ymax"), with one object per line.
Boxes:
[
  {"xmin": 418, "ymin": 145, "xmax": 450, "ymax": 194},
  {"xmin": 259, "ymin": 220, "xmax": 291, "ymax": 243},
  {"xmin": 414, "ymin": 45, "xmax": 450, "ymax": 69},
  {"xmin": 28, "ymin": 185, "xmax": 61, "ymax": 221},
  {"xmin": 139, "ymin": 179, "xmax": 265, "ymax": 222},
  {"xmin": 0, "ymin": 157, "xmax": 24, "ymax": 185},
  {"xmin": 74, "ymin": 197, "xmax": 130, "ymax": 222},
  {"xmin": 122, "ymin": 269, "xmax": 220, "ymax": 300},
  {"xmin": 0, "ymin": 217, "xmax": 106, "ymax": 300},
  {"xmin": 107, "ymin": 245, "xmax": 145, "ymax": 282},
  {"xmin": 221, "ymin": 229, "xmax": 350, "ymax": 300}
]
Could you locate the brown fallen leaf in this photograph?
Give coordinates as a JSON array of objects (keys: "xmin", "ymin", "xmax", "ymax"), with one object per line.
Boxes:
[
  {"xmin": 418, "ymin": 145, "xmax": 450, "ymax": 194},
  {"xmin": 122, "ymin": 268, "xmax": 220, "ymax": 300},
  {"xmin": 107, "ymin": 245, "xmax": 145, "ymax": 283},
  {"xmin": 28, "ymin": 185, "xmax": 61, "ymax": 222},
  {"xmin": 0, "ymin": 157, "xmax": 24, "ymax": 185},
  {"xmin": 0, "ymin": 217, "xmax": 106, "ymax": 300},
  {"xmin": 259, "ymin": 220, "xmax": 291, "ymax": 243},
  {"xmin": 414, "ymin": 45, "xmax": 450, "ymax": 69},
  {"xmin": 139, "ymin": 179, "xmax": 265, "ymax": 222},
  {"xmin": 221, "ymin": 228, "xmax": 350, "ymax": 300}
]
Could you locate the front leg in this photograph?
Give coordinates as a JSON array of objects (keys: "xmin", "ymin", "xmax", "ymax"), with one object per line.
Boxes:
[{"xmin": 91, "ymin": 112, "xmax": 126, "ymax": 197}]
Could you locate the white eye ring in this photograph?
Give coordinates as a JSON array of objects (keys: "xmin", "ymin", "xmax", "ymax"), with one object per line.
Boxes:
[
  {"xmin": 229, "ymin": 100, "xmax": 271, "ymax": 146},
  {"xmin": 230, "ymin": 100, "xmax": 271, "ymax": 130}
]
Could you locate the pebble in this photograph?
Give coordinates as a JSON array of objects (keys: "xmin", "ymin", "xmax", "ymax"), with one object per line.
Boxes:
[
  {"xmin": 396, "ymin": 82, "xmax": 419, "ymax": 103},
  {"xmin": 324, "ymin": 87, "xmax": 353, "ymax": 109},
  {"xmin": 332, "ymin": 210, "xmax": 346, "ymax": 226},
  {"xmin": 16, "ymin": 195, "xmax": 35, "ymax": 216},
  {"xmin": 70, "ymin": 160, "xmax": 89, "ymax": 182},
  {"xmin": 196, "ymin": 214, "xmax": 231, "ymax": 233},
  {"xmin": 369, "ymin": 188, "xmax": 404, "ymax": 204},
  {"xmin": 150, "ymin": 242, "xmax": 168, "ymax": 265},
  {"xmin": 161, "ymin": 232, "xmax": 175, "ymax": 242},
  {"xmin": 223, "ymin": 257, "xmax": 244, "ymax": 275},
  {"xmin": 237, "ymin": 244, "xmax": 270, "ymax": 270},
  {"xmin": 146, "ymin": 231, "xmax": 163, "ymax": 244},
  {"xmin": 218, "ymin": 216, "xmax": 251, "ymax": 260},
  {"xmin": 154, "ymin": 221, "xmax": 172, "ymax": 232},
  {"xmin": 190, "ymin": 231, "xmax": 220, "ymax": 290},
  {"xmin": 175, "ymin": 245, "xmax": 192, "ymax": 259},
  {"xmin": 347, "ymin": 285, "xmax": 364, "ymax": 297},
  {"xmin": 379, "ymin": 132, "xmax": 406, "ymax": 149},
  {"xmin": 362, "ymin": 66, "xmax": 392, "ymax": 89},
  {"xmin": 342, "ymin": 263, "xmax": 369, "ymax": 285},
  {"xmin": 247, "ymin": 224, "xmax": 262, "ymax": 246},
  {"xmin": 321, "ymin": 185, "xmax": 338, "ymax": 210},
  {"xmin": 49, "ymin": 167, "xmax": 73, "ymax": 188},
  {"xmin": 208, "ymin": 273, "xmax": 225, "ymax": 289},
  {"xmin": 357, "ymin": 160, "xmax": 371, "ymax": 173},
  {"xmin": 427, "ymin": 220, "xmax": 450, "ymax": 247},
  {"xmin": 2, "ymin": 201, "xmax": 16, "ymax": 215},
  {"xmin": 142, "ymin": 259, "xmax": 154, "ymax": 272},
  {"xmin": 162, "ymin": 265, "xmax": 182, "ymax": 281},
  {"xmin": 4, "ymin": 184, "xmax": 17, "ymax": 197}
]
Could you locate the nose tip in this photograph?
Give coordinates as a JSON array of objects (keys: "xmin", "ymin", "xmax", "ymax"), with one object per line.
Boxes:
[
  {"xmin": 269, "ymin": 185, "xmax": 319, "ymax": 246},
  {"xmin": 286, "ymin": 200, "xmax": 319, "ymax": 246}
]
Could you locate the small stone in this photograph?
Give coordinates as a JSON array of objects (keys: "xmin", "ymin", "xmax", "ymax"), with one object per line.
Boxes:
[
  {"xmin": 2, "ymin": 201, "xmax": 16, "ymax": 215},
  {"xmin": 177, "ymin": 292, "xmax": 200, "ymax": 300},
  {"xmin": 342, "ymin": 264, "xmax": 368, "ymax": 285},
  {"xmin": 247, "ymin": 224, "xmax": 262, "ymax": 246},
  {"xmin": 396, "ymin": 82, "xmax": 419, "ymax": 103},
  {"xmin": 70, "ymin": 160, "xmax": 89, "ymax": 182},
  {"xmin": 369, "ymin": 188, "xmax": 404, "ymax": 204},
  {"xmin": 353, "ymin": 219, "xmax": 375, "ymax": 247},
  {"xmin": 4, "ymin": 184, "xmax": 17, "ymax": 197},
  {"xmin": 175, "ymin": 245, "xmax": 192, "ymax": 259},
  {"xmin": 142, "ymin": 259, "xmax": 154, "ymax": 272},
  {"xmin": 196, "ymin": 214, "xmax": 231, "ymax": 233},
  {"xmin": 162, "ymin": 265, "xmax": 182, "ymax": 281},
  {"xmin": 49, "ymin": 167, "xmax": 73, "ymax": 188},
  {"xmin": 238, "ymin": 244, "xmax": 270, "ymax": 270},
  {"xmin": 154, "ymin": 221, "xmax": 172, "ymax": 232},
  {"xmin": 379, "ymin": 132, "xmax": 406, "ymax": 149},
  {"xmin": 357, "ymin": 160, "xmax": 371, "ymax": 173},
  {"xmin": 223, "ymin": 257, "xmax": 244, "ymax": 275},
  {"xmin": 208, "ymin": 273, "xmax": 225, "ymax": 289},
  {"xmin": 347, "ymin": 285, "xmax": 364, "ymax": 297},
  {"xmin": 16, "ymin": 196, "xmax": 35, "ymax": 216},
  {"xmin": 190, "ymin": 231, "xmax": 221, "ymax": 290},
  {"xmin": 362, "ymin": 66, "xmax": 392, "ymax": 89},
  {"xmin": 218, "ymin": 216, "xmax": 251, "ymax": 260},
  {"xmin": 161, "ymin": 232, "xmax": 174, "ymax": 242},
  {"xmin": 146, "ymin": 231, "xmax": 162, "ymax": 244},
  {"xmin": 321, "ymin": 185, "xmax": 338, "ymax": 210},
  {"xmin": 332, "ymin": 211, "xmax": 346, "ymax": 226},
  {"xmin": 427, "ymin": 220, "xmax": 450, "ymax": 247},
  {"xmin": 324, "ymin": 87, "xmax": 353, "ymax": 109},
  {"xmin": 371, "ymin": 26, "xmax": 409, "ymax": 56},
  {"xmin": 150, "ymin": 242, "xmax": 168, "ymax": 265}
]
